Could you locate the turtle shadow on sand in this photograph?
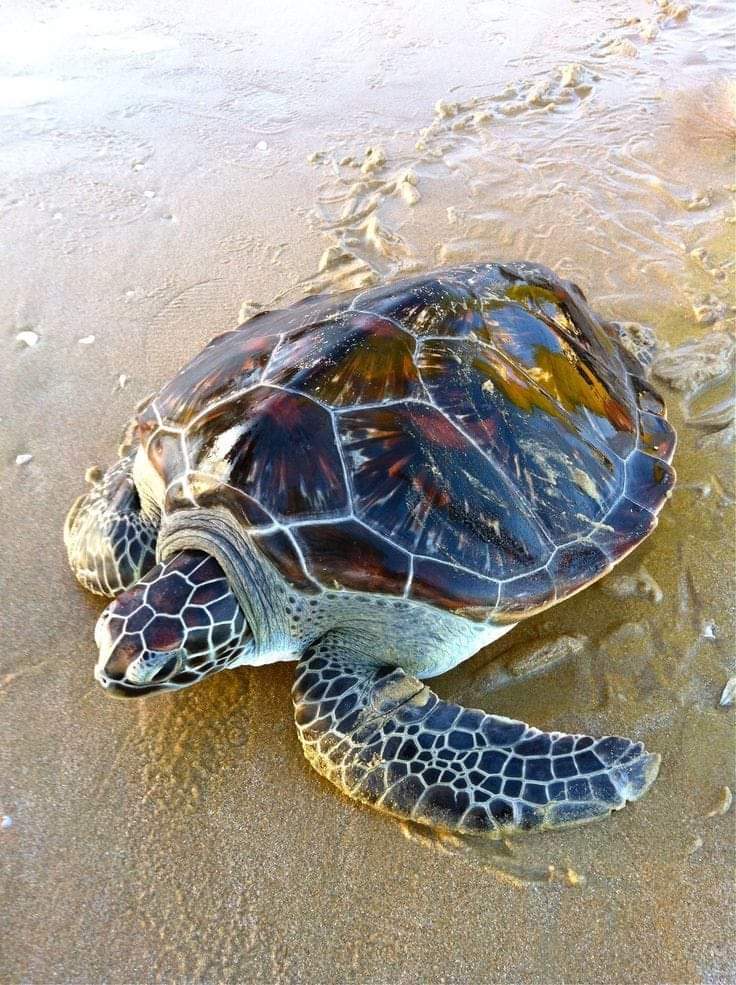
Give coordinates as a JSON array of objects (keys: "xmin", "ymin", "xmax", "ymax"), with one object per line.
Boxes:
[{"xmin": 398, "ymin": 818, "xmax": 588, "ymax": 888}]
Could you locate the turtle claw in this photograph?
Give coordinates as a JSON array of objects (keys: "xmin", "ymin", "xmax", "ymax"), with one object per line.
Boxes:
[{"xmin": 611, "ymin": 750, "xmax": 661, "ymax": 804}]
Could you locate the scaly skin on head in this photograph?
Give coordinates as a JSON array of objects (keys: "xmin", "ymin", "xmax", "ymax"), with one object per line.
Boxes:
[{"xmin": 94, "ymin": 551, "xmax": 252, "ymax": 696}]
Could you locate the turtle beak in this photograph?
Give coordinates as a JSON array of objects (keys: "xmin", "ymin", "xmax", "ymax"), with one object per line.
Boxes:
[
  {"xmin": 94, "ymin": 650, "xmax": 185, "ymax": 696},
  {"xmin": 95, "ymin": 673, "xmax": 168, "ymax": 698},
  {"xmin": 94, "ymin": 608, "xmax": 185, "ymax": 695}
]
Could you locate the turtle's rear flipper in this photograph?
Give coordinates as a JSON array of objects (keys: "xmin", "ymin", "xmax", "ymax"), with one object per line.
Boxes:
[
  {"xmin": 292, "ymin": 638, "xmax": 660, "ymax": 836},
  {"xmin": 64, "ymin": 454, "xmax": 158, "ymax": 597}
]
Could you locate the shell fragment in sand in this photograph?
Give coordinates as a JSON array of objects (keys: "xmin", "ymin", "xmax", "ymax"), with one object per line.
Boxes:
[
  {"xmin": 706, "ymin": 786, "xmax": 733, "ymax": 817},
  {"xmin": 719, "ymin": 676, "xmax": 736, "ymax": 707},
  {"xmin": 16, "ymin": 330, "xmax": 40, "ymax": 347}
]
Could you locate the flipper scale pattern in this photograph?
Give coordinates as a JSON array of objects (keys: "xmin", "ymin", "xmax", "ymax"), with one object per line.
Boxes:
[{"xmin": 293, "ymin": 637, "xmax": 660, "ymax": 836}]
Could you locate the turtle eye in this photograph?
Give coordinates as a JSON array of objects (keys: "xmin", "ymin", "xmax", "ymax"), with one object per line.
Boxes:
[
  {"xmin": 151, "ymin": 653, "xmax": 182, "ymax": 683},
  {"xmin": 125, "ymin": 648, "xmax": 185, "ymax": 685}
]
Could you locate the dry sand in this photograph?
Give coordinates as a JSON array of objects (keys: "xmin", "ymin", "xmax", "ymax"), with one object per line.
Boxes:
[{"xmin": 1, "ymin": 0, "xmax": 734, "ymax": 982}]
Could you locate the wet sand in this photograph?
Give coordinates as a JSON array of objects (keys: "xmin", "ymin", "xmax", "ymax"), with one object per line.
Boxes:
[{"xmin": 1, "ymin": 1, "xmax": 734, "ymax": 982}]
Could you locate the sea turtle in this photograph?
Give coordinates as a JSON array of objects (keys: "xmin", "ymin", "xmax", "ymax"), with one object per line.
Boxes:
[{"xmin": 65, "ymin": 261, "xmax": 676, "ymax": 837}]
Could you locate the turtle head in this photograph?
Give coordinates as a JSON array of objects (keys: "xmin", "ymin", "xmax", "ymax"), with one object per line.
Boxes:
[{"xmin": 94, "ymin": 551, "xmax": 251, "ymax": 696}]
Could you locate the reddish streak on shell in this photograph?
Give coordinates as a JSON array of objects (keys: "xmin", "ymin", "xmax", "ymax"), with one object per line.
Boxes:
[
  {"xmin": 412, "ymin": 472, "xmax": 451, "ymax": 510},
  {"xmin": 388, "ymin": 454, "xmax": 413, "ymax": 479},
  {"xmin": 414, "ymin": 409, "xmax": 467, "ymax": 451},
  {"xmin": 603, "ymin": 396, "xmax": 635, "ymax": 433},
  {"xmin": 137, "ymin": 413, "xmax": 157, "ymax": 444},
  {"xmin": 354, "ymin": 313, "xmax": 404, "ymax": 338},
  {"xmin": 264, "ymin": 389, "xmax": 307, "ymax": 428}
]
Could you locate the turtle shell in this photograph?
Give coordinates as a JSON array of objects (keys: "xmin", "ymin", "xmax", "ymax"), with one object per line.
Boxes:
[{"xmin": 136, "ymin": 262, "xmax": 675, "ymax": 623}]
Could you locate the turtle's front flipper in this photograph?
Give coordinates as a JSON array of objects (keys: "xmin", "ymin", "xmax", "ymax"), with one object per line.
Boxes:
[
  {"xmin": 292, "ymin": 637, "xmax": 660, "ymax": 836},
  {"xmin": 64, "ymin": 453, "xmax": 158, "ymax": 597}
]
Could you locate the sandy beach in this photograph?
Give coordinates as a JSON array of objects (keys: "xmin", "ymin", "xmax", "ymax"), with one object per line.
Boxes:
[{"xmin": 1, "ymin": 0, "xmax": 734, "ymax": 981}]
